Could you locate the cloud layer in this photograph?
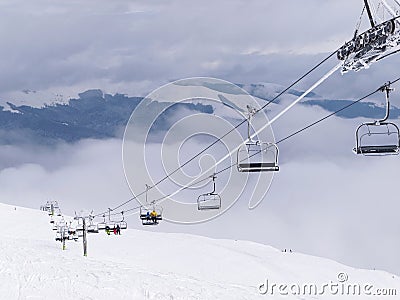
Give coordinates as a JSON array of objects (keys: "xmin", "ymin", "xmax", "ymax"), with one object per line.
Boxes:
[{"xmin": 2, "ymin": 0, "xmax": 400, "ymax": 105}]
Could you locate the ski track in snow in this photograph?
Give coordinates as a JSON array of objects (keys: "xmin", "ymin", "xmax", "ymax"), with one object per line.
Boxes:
[{"xmin": 0, "ymin": 203, "xmax": 399, "ymax": 299}]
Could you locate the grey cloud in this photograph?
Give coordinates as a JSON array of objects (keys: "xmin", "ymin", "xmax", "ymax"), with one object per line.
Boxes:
[{"xmin": 0, "ymin": 0, "xmax": 389, "ymax": 100}]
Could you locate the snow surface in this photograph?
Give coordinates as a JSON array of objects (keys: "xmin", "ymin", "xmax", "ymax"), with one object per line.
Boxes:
[{"xmin": 0, "ymin": 202, "xmax": 399, "ymax": 300}]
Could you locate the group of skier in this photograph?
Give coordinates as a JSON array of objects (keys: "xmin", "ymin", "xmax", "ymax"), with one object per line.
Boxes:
[{"xmin": 105, "ymin": 224, "xmax": 121, "ymax": 235}]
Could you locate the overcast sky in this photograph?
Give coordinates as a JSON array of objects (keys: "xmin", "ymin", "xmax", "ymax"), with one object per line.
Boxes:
[
  {"xmin": 1, "ymin": 0, "xmax": 400, "ymax": 277},
  {"xmin": 1, "ymin": 0, "xmax": 400, "ymax": 105}
]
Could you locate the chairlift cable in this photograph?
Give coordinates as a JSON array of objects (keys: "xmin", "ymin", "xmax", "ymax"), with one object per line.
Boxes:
[
  {"xmin": 218, "ymin": 77, "xmax": 400, "ymax": 172},
  {"xmin": 354, "ymin": 4, "xmax": 366, "ymax": 38},
  {"xmin": 275, "ymin": 77, "xmax": 400, "ymax": 145},
  {"xmin": 96, "ymin": 76, "xmax": 400, "ymax": 221},
  {"xmin": 93, "ymin": 50, "xmax": 338, "ymax": 217},
  {"xmin": 100, "ymin": 175, "xmax": 214, "ymax": 218}
]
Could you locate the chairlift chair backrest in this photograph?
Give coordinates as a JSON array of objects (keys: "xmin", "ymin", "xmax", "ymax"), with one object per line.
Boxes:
[
  {"xmin": 197, "ymin": 193, "xmax": 221, "ymax": 210},
  {"xmin": 87, "ymin": 224, "xmax": 99, "ymax": 233},
  {"xmin": 76, "ymin": 219, "xmax": 84, "ymax": 232},
  {"xmin": 353, "ymin": 83, "xmax": 400, "ymax": 155},
  {"xmin": 353, "ymin": 122, "xmax": 400, "ymax": 155},
  {"xmin": 118, "ymin": 212, "xmax": 128, "ymax": 229},
  {"xmin": 119, "ymin": 221, "xmax": 128, "ymax": 229},
  {"xmin": 197, "ymin": 174, "xmax": 222, "ymax": 210},
  {"xmin": 98, "ymin": 222, "xmax": 106, "ymax": 230},
  {"xmin": 237, "ymin": 106, "xmax": 279, "ymax": 172},
  {"xmin": 237, "ymin": 141, "xmax": 279, "ymax": 172},
  {"xmin": 97, "ymin": 214, "xmax": 107, "ymax": 230},
  {"xmin": 140, "ymin": 184, "xmax": 162, "ymax": 225}
]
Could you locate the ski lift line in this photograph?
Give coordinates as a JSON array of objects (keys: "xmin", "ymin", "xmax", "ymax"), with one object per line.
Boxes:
[
  {"xmin": 103, "ymin": 168, "xmax": 231, "ymax": 218},
  {"xmin": 93, "ymin": 173, "xmax": 214, "ymax": 218},
  {"xmin": 97, "ymin": 76, "xmax": 400, "ymax": 221},
  {"xmin": 221, "ymin": 78, "xmax": 400, "ymax": 172},
  {"xmin": 249, "ymin": 63, "xmax": 342, "ymax": 142},
  {"xmin": 91, "ymin": 50, "xmax": 338, "ymax": 218},
  {"xmin": 275, "ymin": 89, "xmax": 381, "ymax": 144},
  {"xmin": 134, "ymin": 51, "xmax": 337, "ymax": 193},
  {"xmin": 376, "ymin": 47, "xmax": 400, "ymax": 60},
  {"xmin": 253, "ymin": 78, "xmax": 400, "ymax": 147},
  {"xmin": 194, "ymin": 64, "xmax": 341, "ymax": 186},
  {"xmin": 97, "ymin": 170, "xmax": 213, "ymax": 215},
  {"xmin": 127, "ymin": 69, "xmax": 372, "ymax": 212},
  {"xmin": 155, "ymin": 77, "xmax": 399, "ymax": 213}
]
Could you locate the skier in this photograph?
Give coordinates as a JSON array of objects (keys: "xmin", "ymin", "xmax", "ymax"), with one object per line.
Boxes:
[
  {"xmin": 150, "ymin": 210, "xmax": 158, "ymax": 224},
  {"xmin": 105, "ymin": 225, "xmax": 111, "ymax": 235},
  {"xmin": 113, "ymin": 225, "xmax": 117, "ymax": 235},
  {"xmin": 116, "ymin": 224, "xmax": 121, "ymax": 235}
]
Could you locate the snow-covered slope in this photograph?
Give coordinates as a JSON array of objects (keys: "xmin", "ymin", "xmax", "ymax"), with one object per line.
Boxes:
[{"xmin": 0, "ymin": 202, "xmax": 399, "ymax": 299}]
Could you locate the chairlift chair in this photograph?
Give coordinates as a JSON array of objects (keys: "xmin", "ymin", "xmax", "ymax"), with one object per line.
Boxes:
[
  {"xmin": 353, "ymin": 83, "xmax": 400, "ymax": 155},
  {"xmin": 105, "ymin": 221, "xmax": 117, "ymax": 230},
  {"xmin": 104, "ymin": 208, "xmax": 118, "ymax": 230},
  {"xmin": 139, "ymin": 184, "xmax": 163, "ymax": 225},
  {"xmin": 55, "ymin": 220, "xmax": 66, "ymax": 232},
  {"xmin": 85, "ymin": 214, "xmax": 98, "ymax": 233},
  {"xmin": 98, "ymin": 223, "xmax": 106, "ymax": 230},
  {"xmin": 87, "ymin": 225, "xmax": 99, "ymax": 233},
  {"xmin": 44, "ymin": 201, "xmax": 51, "ymax": 212},
  {"xmin": 68, "ymin": 224, "xmax": 77, "ymax": 235},
  {"xmin": 140, "ymin": 205, "xmax": 163, "ymax": 226},
  {"xmin": 237, "ymin": 142, "xmax": 280, "ymax": 172},
  {"xmin": 119, "ymin": 221, "xmax": 128, "ymax": 229},
  {"xmin": 237, "ymin": 105, "xmax": 280, "ymax": 172},
  {"xmin": 55, "ymin": 232, "xmax": 62, "ymax": 242},
  {"xmin": 97, "ymin": 214, "xmax": 107, "ymax": 230},
  {"xmin": 75, "ymin": 217, "xmax": 84, "ymax": 232},
  {"xmin": 104, "ymin": 211, "xmax": 127, "ymax": 230},
  {"xmin": 55, "ymin": 226, "xmax": 68, "ymax": 241},
  {"xmin": 87, "ymin": 222, "xmax": 99, "ymax": 234},
  {"xmin": 68, "ymin": 233, "xmax": 78, "ymax": 240},
  {"xmin": 119, "ymin": 212, "xmax": 128, "ymax": 230},
  {"xmin": 74, "ymin": 223, "xmax": 84, "ymax": 237},
  {"xmin": 197, "ymin": 174, "xmax": 221, "ymax": 210}
]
